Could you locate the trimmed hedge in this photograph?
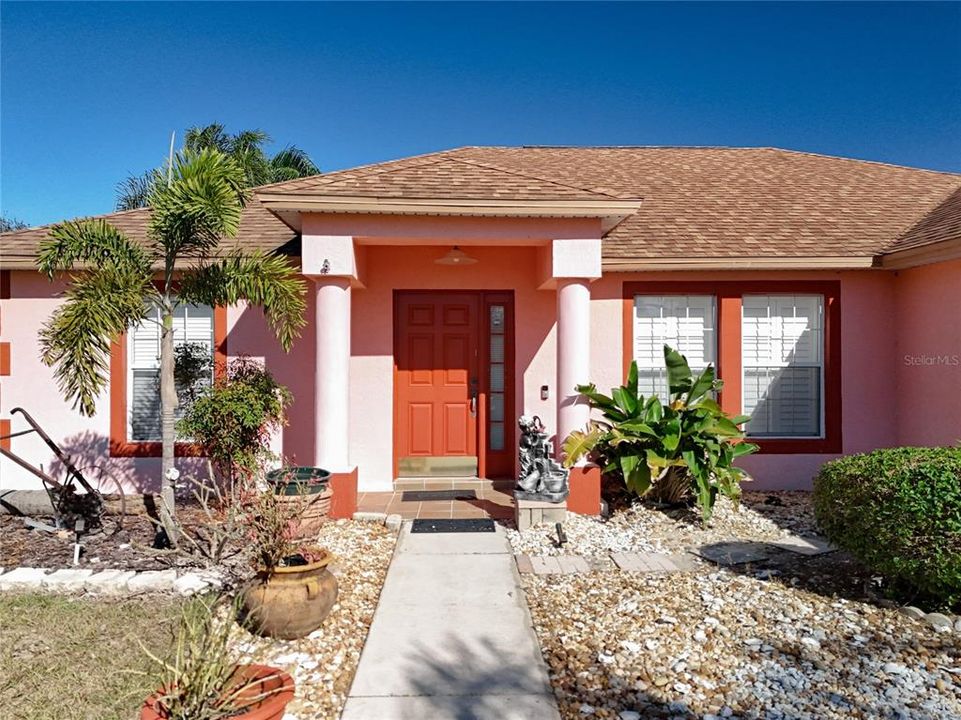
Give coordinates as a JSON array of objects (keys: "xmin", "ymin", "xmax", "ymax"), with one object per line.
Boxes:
[{"xmin": 813, "ymin": 447, "xmax": 961, "ymax": 609}]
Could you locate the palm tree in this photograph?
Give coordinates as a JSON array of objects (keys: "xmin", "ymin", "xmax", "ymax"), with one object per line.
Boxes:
[
  {"xmin": 116, "ymin": 124, "xmax": 320, "ymax": 210},
  {"xmin": 39, "ymin": 148, "xmax": 307, "ymax": 545},
  {"xmin": 0, "ymin": 215, "xmax": 28, "ymax": 232}
]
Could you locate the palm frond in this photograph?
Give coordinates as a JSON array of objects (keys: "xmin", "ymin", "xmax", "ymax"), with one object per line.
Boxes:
[
  {"xmin": 0, "ymin": 215, "xmax": 28, "ymax": 232},
  {"xmin": 269, "ymin": 145, "xmax": 320, "ymax": 181},
  {"xmin": 229, "ymin": 129, "xmax": 270, "ymax": 155},
  {"xmin": 184, "ymin": 124, "xmax": 231, "ymax": 154},
  {"xmin": 39, "ymin": 266, "xmax": 153, "ymax": 415},
  {"xmin": 115, "ymin": 169, "xmax": 164, "ymax": 211},
  {"xmin": 178, "ymin": 252, "xmax": 307, "ymax": 351},
  {"xmin": 147, "ymin": 148, "xmax": 248, "ymax": 260},
  {"xmin": 37, "ymin": 219, "xmax": 154, "ymax": 278}
]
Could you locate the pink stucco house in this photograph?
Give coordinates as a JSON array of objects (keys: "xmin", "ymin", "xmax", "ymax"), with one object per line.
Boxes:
[{"xmin": 1, "ymin": 146, "xmax": 959, "ymax": 515}]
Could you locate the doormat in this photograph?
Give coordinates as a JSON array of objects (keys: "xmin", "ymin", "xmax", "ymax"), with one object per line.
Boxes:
[
  {"xmin": 410, "ymin": 519, "xmax": 496, "ymax": 533},
  {"xmin": 401, "ymin": 489, "xmax": 478, "ymax": 502}
]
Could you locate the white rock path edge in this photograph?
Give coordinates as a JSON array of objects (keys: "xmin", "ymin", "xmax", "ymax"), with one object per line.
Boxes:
[{"xmin": 0, "ymin": 565, "xmax": 224, "ymax": 596}]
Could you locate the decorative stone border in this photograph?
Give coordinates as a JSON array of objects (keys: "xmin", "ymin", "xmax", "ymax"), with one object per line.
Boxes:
[
  {"xmin": 898, "ymin": 605, "xmax": 961, "ymax": 634},
  {"xmin": 352, "ymin": 511, "xmax": 403, "ymax": 532},
  {"xmin": 0, "ymin": 517, "xmax": 399, "ymax": 598},
  {"xmin": 0, "ymin": 565, "xmax": 223, "ymax": 596},
  {"xmin": 516, "ymin": 551, "xmax": 694, "ymax": 576}
]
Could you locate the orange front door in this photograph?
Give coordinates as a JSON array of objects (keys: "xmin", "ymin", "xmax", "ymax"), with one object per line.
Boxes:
[{"xmin": 395, "ymin": 292, "xmax": 480, "ymax": 476}]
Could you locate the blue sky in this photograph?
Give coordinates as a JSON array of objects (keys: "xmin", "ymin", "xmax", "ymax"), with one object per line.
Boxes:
[{"xmin": 2, "ymin": 1, "xmax": 959, "ymax": 226}]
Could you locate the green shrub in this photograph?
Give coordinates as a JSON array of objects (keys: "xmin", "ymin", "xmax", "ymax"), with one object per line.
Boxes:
[
  {"xmin": 813, "ymin": 447, "xmax": 961, "ymax": 609},
  {"xmin": 177, "ymin": 357, "xmax": 291, "ymax": 487},
  {"xmin": 563, "ymin": 345, "xmax": 758, "ymax": 522}
]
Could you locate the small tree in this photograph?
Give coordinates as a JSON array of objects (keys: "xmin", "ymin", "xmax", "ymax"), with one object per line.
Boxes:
[{"xmin": 38, "ymin": 148, "xmax": 306, "ymax": 545}]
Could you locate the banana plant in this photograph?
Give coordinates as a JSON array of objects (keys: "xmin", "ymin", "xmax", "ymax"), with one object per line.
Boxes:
[{"xmin": 563, "ymin": 345, "xmax": 759, "ymax": 521}]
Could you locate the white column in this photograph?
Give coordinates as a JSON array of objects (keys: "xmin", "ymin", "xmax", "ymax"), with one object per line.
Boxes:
[
  {"xmin": 556, "ymin": 278, "xmax": 591, "ymax": 455},
  {"xmin": 313, "ymin": 276, "xmax": 351, "ymax": 472}
]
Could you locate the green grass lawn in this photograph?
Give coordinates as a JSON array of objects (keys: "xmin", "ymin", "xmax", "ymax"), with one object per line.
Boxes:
[{"xmin": 0, "ymin": 592, "xmax": 184, "ymax": 720}]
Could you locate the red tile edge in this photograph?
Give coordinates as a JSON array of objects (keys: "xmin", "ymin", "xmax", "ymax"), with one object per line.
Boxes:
[
  {"xmin": 329, "ymin": 467, "xmax": 358, "ymax": 519},
  {"xmin": 567, "ymin": 465, "xmax": 601, "ymax": 516}
]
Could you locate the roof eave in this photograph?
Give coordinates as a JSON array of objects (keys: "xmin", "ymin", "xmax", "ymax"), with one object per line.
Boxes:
[
  {"xmin": 602, "ymin": 256, "xmax": 880, "ymax": 271},
  {"xmin": 255, "ymin": 193, "xmax": 642, "ymax": 233},
  {"xmin": 880, "ymin": 238, "xmax": 961, "ymax": 270}
]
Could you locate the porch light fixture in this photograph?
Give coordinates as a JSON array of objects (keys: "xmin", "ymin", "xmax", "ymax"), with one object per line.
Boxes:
[{"xmin": 435, "ymin": 246, "xmax": 478, "ymax": 266}]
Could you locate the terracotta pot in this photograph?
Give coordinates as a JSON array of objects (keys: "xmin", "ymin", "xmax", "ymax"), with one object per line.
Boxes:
[
  {"xmin": 140, "ymin": 663, "xmax": 294, "ymax": 720},
  {"xmin": 265, "ymin": 467, "xmax": 334, "ymax": 542},
  {"xmin": 278, "ymin": 484, "xmax": 333, "ymax": 542},
  {"xmin": 240, "ymin": 547, "xmax": 339, "ymax": 639}
]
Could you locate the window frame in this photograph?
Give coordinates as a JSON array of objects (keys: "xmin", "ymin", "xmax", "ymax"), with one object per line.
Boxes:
[
  {"xmin": 622, "ymin": 280, "xmax": 841, "ymax": 455},
  {"xmin": 109, "ymin": 305, "xmax": 227, "ymax": 458}
]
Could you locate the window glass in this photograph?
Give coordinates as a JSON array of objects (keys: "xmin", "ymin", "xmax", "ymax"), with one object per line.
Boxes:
[
  {"xmin": 127, "ymin": 303, "xmax": 214, "ymax": 441},
  {"xmin": 633, "ymin": 295, "xmax": 716, "ymax": 399},
  {"xmin": 742, "ymin": 295, "xmax": 823, "ymax": 437},
  {"xmin": 488, "ymin": 305, "xmax": 506, "ymax": 451}
]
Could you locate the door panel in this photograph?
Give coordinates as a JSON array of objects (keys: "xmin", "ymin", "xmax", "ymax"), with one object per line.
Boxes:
[
  {"xmin": 395, "ymin": 293, "xmax": 479, "ymax": 476},
  {"xmin": 394, "ymin": 291, "xmax": 515, "ymax": 479},
  {"xmin": 408, "ymin": 404, "xmax": 433, "ymax": 454}
]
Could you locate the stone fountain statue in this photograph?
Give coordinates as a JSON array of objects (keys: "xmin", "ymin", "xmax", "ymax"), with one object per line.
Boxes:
[{"xmin": 516, "ymin": 415, "xmax": 569, "ymax": 503}]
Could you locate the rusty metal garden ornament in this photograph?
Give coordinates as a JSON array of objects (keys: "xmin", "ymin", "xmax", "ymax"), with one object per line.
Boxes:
[{"xmin": 516, "ymin": 415, "xmax": 569, "ymax": 503}]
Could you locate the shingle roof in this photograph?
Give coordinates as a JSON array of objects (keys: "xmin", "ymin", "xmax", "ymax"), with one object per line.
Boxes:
[
  {"xmin": 0, "ymin": 198, "xmax": 296, "ymax": 269},
  {"xmin": 885, "ymin": 186, "xmax": 961, "ymax": 254},
  {"xmin": 4, "ymin": 146, "xmax": 960, "ymax": 268},
  {"xmin": 441, "ymin": 147, "xmax": 961, "ymax": 259},
  {"xmin": 257, "ymin": 154, "xmax": 629, "ymax": 201}
]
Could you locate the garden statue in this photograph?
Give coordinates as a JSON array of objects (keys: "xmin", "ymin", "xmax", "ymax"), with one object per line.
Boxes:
[{"xmin": 516, "ymin": 415, "xmax": 569, "ymax": 503}]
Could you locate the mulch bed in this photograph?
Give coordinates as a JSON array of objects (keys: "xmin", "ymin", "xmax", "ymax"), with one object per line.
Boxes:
[{"xmin": 0, "ymin": 506, "xmax": 211, "ymax": 572}]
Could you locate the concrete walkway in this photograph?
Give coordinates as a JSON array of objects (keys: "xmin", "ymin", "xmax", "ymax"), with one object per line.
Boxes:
[{"xmin": 341, "ymin": 523, "xmax": 560, "ymax": 720}]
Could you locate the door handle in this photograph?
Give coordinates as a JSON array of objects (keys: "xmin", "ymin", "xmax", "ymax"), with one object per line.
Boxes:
[{"xmin": 469, "ymin": 377, "xmax": 478, "ymax": 417}]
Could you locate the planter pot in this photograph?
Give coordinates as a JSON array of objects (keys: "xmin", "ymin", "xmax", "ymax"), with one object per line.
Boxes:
[
  {"xmin": 280, "ymin": 485, "xmax": 333, "ymax": 542},
  {"xmin": 240, "ymin": 547, "xmax": 339, "ymax": 640},
  {"xmin": 140, "ymin": 663, "xmax": 294, "ymax": 720},
  {"xmin": 265, "ymin": 468, "xmax": 333, "ymax": 541},
  {"xmin": 266, "ymin": 466, "xmax": 331, "ymax": 495}
]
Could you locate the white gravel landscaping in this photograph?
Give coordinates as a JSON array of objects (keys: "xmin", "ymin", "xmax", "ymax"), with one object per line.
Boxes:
[
  {"xmin": 516, "ymin": 491, "xmax": 961, "ymax": 719},
  {"xmin": 230, "ymin": 519, "xmax": 397, "ymax": 720},
  {"xmin": 524, "ymin": 569, "xmax": 961, "ymax": 720},
  {"xmin": 506, "ymin": 491, "xmax": 818, "ymax": 558}
]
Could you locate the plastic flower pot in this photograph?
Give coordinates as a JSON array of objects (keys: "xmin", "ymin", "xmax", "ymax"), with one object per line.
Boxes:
[{"xmin": 140, "ymin": 664, "xmax": 294, "ymax": 720}]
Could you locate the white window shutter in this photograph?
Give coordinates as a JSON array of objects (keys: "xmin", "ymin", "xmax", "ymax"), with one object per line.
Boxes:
[
  {"xmin": 182, "ymin": 304, "xmax": 214, "ymax": 348},
  {"xmin": 130, "ymin": 369, "xmax": 161, "ymax": 441},
  {"xmin": 742, "ymin": 295, "xmax": 823, "ymax": 438},
  {"xmin": 127, "ymin": 303, "xmax": 214, "ymax": 442},
  {"xmin": 633, "ymin": 295, "xmax": 716, "ymax": 400},
  {"xmin": 130, "ymin": 312, "xmax": 160, "ymax": 370}
]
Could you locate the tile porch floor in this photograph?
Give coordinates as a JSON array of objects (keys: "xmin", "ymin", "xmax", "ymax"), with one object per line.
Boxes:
[{"xmin": 356, "ymin": 479, "xmax": 514, "ymax": 520}]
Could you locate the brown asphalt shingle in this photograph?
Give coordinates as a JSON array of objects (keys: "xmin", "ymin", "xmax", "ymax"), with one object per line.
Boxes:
[
  {"xmin": 4, "ymin": 146, "xmax": 960, "ymax": 267},
  {"xmin": 0, "ymin": 199, "xmax": 296, "ymax": 269},
  {"xmin": 257, "ymin": 155, "xmax": 628, "ymax": 200},
  {"xmin": 885, "ymin": 186, "xmax": 961, "ymax": 254},
  {"xmin": 443, "ymin": 147, "xmax": 961, "ymax": 258}
]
